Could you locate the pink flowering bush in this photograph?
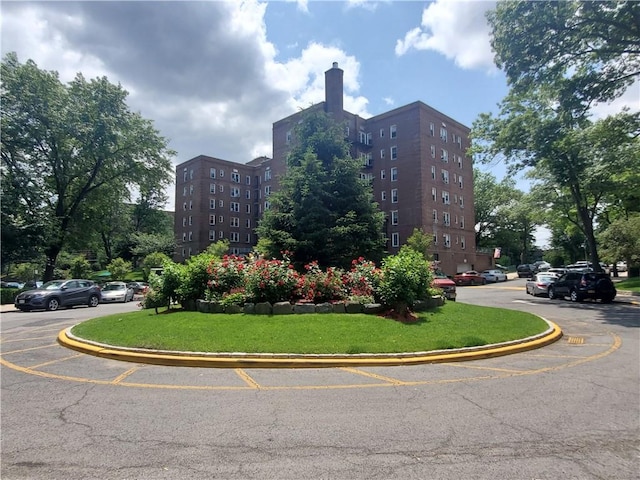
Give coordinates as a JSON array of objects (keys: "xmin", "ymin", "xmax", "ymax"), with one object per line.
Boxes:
[
  {"xmin": 343, "ymin": 257, "xmax": 383, "ymax": 303},
  {"xmin": 296, "ymin": 261, "xmax": 346, "ymax": 303},
  {"xmin": 206, "ymin": 255, "xmax": 246, "ymax": 301},
  {"xmin": 244, "ymin": 255, "xmax": 299, "ymax": 304}
]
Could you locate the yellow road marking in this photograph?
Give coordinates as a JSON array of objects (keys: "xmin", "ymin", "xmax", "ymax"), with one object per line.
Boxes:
[
  {"xmin": 441, "ymin": 363, "xmax": 525, "ymax": 374},
  {"xmin": 0, "ymin": 344, "xmax": 58, "ymax": 355},
  {"xmin": 339, "ymin": 367, "xmax": 407, "ymax": 384},
  {"xmin": 112, "ymin": 367, "xmax": 140, "ymax": 384},
  {"xmin": 28, "ymin": 353, "xmax": 83, "ymax": 369},
  {"xmin": 235, "ymin": 368, "xmax": 261, "ymax": 389},
  {"xmin": 1, "ymin": 335, "xmax": 58, "ymax": 344}
]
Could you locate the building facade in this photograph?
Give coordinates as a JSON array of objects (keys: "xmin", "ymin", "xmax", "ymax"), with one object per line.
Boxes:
[{"xmin": 174, "ymin": 63, "xmax": 486, "ymax": 275}]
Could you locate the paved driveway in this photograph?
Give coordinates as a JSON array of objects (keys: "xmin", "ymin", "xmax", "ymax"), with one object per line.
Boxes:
[{"xmin": 1, "ymin": 281, "xmax": 638, "ymax": 479}]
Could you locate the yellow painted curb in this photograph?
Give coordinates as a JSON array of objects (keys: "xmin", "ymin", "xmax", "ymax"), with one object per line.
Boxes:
[{"xmin": 57, "ymin": 321, "xmax": 563, "ymax": 369}]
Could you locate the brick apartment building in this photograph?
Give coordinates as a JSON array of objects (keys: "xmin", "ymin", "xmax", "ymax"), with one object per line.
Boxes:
[{"xmin": 174, "ymin": 63, "xmax": 490, "ymax": 275}]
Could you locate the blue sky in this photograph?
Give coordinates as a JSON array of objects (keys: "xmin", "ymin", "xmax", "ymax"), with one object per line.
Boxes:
[{"xmin": 2, "ymin": 1, "xmax": 636, "ymax": 246}]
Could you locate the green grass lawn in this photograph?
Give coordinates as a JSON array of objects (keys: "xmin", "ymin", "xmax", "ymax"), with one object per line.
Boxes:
[
  {"xmin": 71, "ymin": 302, "xmax": 549, "ymax": 354},
  {"xmin": 615, "ymin": 276, "xmax": 640, "ymax": 293}
]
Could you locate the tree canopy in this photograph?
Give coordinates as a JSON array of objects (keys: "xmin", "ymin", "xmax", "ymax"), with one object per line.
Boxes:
[
  {"xmin": 1, "ymin": 53, "xmax": 175, "ymax": 280},
  {"xmin": 256, "ymin": 111, "xmax": 386, "ymax": 269}
]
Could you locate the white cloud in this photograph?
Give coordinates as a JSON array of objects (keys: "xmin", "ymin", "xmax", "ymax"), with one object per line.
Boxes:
[
  {"xmin": 1, "ymin": 1, "xmax": 370, "ymax": 210},
  {"xmin": 395, "ymin": 0, "xmax": 497, "ymax": 72}
]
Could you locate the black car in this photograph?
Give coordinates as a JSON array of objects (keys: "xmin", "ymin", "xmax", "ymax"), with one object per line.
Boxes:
[
  {"xmin": 516, "ymin": 264, "xmax": 534, "ymax": 278},
  {"xmin": 547, "ymin": 272, "xmax": 616, "ymax": 303},
  {"xmin": 14, "ymin": 279, "xmax": 101, "ymax": 312}
]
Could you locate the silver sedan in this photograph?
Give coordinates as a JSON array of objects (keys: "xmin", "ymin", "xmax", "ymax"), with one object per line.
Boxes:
[
  {"xmin": 100, "ymin": 281, "xmax": 135, "ymax": 303},
  {"xmin": 525, "ymin": 273, "xmax": 558, "ymax": 297}
]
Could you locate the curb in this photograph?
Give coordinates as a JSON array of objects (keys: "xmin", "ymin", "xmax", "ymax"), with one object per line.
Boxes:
[{"xmin": 58, "ymin": 320, "xmax": 563, "ymax": 369}]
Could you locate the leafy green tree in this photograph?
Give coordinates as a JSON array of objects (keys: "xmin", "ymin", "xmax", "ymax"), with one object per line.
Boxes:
[
  {"xmin": 106, "ymin": 257, "xmax": 132, "ymax": 281},
  {"xmin": 405, "ymin": 228, "xmax": 432, "ymax": 261},
  {"xmin": 474, "ymin": 0, "xmax": 640, "ymax": 274},
  {"xmin": 473, "ymin": 169, "xmax": 520, "ymax": 248},
  {"xmin": 1, "ymin": 53, "xmax": 174, "ymax": 281},
  {"xmin": 141, "ymin": 252, "xmax": 171, "ymax": 281},
  {"xmin": 257, "ymin": 111, "xmax": 385, "ymax": 269},
  {"xmin": 598, "ymin": 214, "xmax": 640, "ymax": 276},
  {"xmin": 488, "ymin": 1, "xmax": 639, "ymax": 110},
  {"xmin": 69, "ymin": 255, "xmax": 92, "ymax": 279}
]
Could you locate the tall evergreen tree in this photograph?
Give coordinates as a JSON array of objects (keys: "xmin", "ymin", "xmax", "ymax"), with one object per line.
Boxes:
[{"xmin": 257, "ymin": 111, "xmax": 385, "ymax": 269}]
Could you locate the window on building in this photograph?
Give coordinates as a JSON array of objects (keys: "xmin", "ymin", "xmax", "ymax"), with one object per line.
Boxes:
[
  {"xmin": 189, "ymin": 169, "xmax": 194, "ymax": 180},
  {"xmin": 183, "ymin": 168, "xmax": 188, "ymax": 182},
  {"xmin": 246, "ymin": 233, "xmax": 252, "ymax": 243},
  {"xmin": 431, "ymin": 145, "xmax": 436, "ymax": 158},
  {"xmin": 230, "ymin": 217, "xmax": 240, "ymax": 227},
  {"xmin": 380, "ymin": 128, "xmax": 384, "ymax": 138},
  {"xmin": 219, "ymin": 231, "xmax": 224, "ymax": 239},
  {"xmin": 188, "ymin": 231, "xmax": 193, "ymax": 241},
  {"xmin": 459, "ymin": 196, "xmax": 464, "ymax": 207},
  {"xmin": 390, "ymin": 125, "xmax": 397, "ymax": 139},
  {"xmin": 441, "ymin": 149, "xmax": 449, "ymax": 162},
  {"xmin": 460, "ymin": 216, "xmax": 465, "ymax": 228},
  {"xmin": 457, "ymin": 156, "xmax": 463, "ymax": 168},
  {"xmin": 432, "ymin": 187, "xmax": 437, "ymax": 201},
  {"xmin": 440, "ymin": 127, "xmax": 448, "ymax": 142},
  {"xmin": 265, "ymin": 200, "xmax": 271, "ymax": 210},
  {"xmin": 210, "ymin": 168, "xmax": 216, "ymax": 179},
  {"xmin": 209, "ymin": 215, "xmax": 216, "ymax": 225},
  {"xmin": 392, "ymin": 232, "xmax": 400, "ymax": 247},
  {"xmin": 391, "ymin": 210, "xmax": 399, "ymax": 225},
  {"xmin": 380, "ymin": 169, "xmax": 386, "ymax": 180},
  {"xmin": 230, "ymin": 232, "xmax": 240, "ymax": 243},
  {"xmin": 189, "ymin": 201, "xmax": 193, "ymax": 210},
  {"xmin": 461, "ymin": 236, "xmax": 466, "ymax": 249},
  {"xmin": 264, "ymin": 168, "xmax": 271, "ymax": 181},
  {"xmin": 209, "ymin": 199, "xmax": 216, "ymax": 210},
  {"xmin": 183, "ymin": 202, "xmax": 187, "ymax": 211},
  {"xmin": 459, "ymin": 176, "xmax": 464, "ymax": 189},
  {"xmin": 210, "ymin": 183, "xmax": 216, "ymax": 194},
  {"xmin": 219, "ymin": 169, "xmax": 224, "ymax": 178},
  {"xmin": 443, "ymin": 212, "xmax": 450, "ymax": 226},
  {"xmin": 265, "ymin": 185, "xmax": 271, "ymax": 196},
  {"xmin": 219, "ymin": 215, "xmax": 224, "ymax": 223},
  {"xmin": 219, "ymin": 185, "xmax": 224, "ymax": 193},
  {"xmin": 230, "ymin": 202, "xmax": 240, "ymax": 212},
  {"xmin": 231, "ymin": 172, "xmax": 240, "ymax": 183},
  {"xmin": 182, "ymin": 217, "xmax": 186, "ymax": 227},
  {"xmin": 246, "ymin": 175, "xmax": 251, "ymax": 185},
  {"xmin": 245, "ymin": 189, "xmax": 251, "ymax": 199},
  {"xmin": 391, "ymin": 167, "xmax": 398, "ymax": 181},
  {"xmin": 433, "ymin": 234, "xmax": 438, "ymax": 245},
  {"xmin": 231, "ymin": 187, "xmax": 240, "ymax": 197},
  {"xmin": 183, "ymin": 186, "xmax": 187, "ymax": 197},
  {"xmin": 381, "ymin": 191, "xmax": 387, "ymax": 201},
  {"xmin": 245, "ymin": 204, "xmax": 251, "ymax": 214},
  {"xmin": 442, "ymin": 191, "xmax": 450, "ymax": 205},
  {"xmin": 391, "ymin": 146, "xmax": 397, "ymax": 160},
  {"xmin": 380, "ymin": 149, "xmax": 385, "ymax": 159},
  {"xmin": 431, "ymin": 166, "xmax": 436, "ymax": 180},
  {"xmin": 391, "ymin": 189, "xmax": 398, "ymax": 203},
  {"xmin": 443, "ymin": 233, "xmax": 451, "ymax": 247},
  {"xmin": 245, "ymin": 218, "xmax": 251, "ymax": 228},
  {"xmin": 182, "ymin": 232, "xmax": 186, "ymax": 241},
  {"xmin": 433, "ymin": 209, "xmax": 438, "ymax": 222},
  {"xmin": 442, "ymin": 170, "xmax": 449, "ymax": 184},
  {"xmin": 286, "ymin": 130, "xmax": 292, "ymax": 144},
  {"xmin": 209, "ymin": 230, "xmax": 216, "ymax": 241},
  {"xmin": 430, "ymin": 122, "xmax": 434, "ymax": 136},
  {"xmin": 188, "ymin": 216, "xmax": 192, "ymax": 226},
  {"xmin": 189, "ymin": 185, "xmax": 194, "ymax": 195},
  {"xmin": 219, "ymin": 199, "xmax": 224, "ymax": 208}
]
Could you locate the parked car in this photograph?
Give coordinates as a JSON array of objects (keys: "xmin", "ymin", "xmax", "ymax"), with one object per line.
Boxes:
[
  {"xmin": 516, "ymin": 264, "xmax": 534, "ymax": 278},
  {"xmin": 432, "ymin": 273, "xmax": 457, "ymax": 301},
  {"xmin": 454, "ymin": 271, "xmax": 486, "ymax": 286},
  {"xmin": 614, "ymin": 261, "xmax": 627, "ymax": 272},
  {"xmin": 14, "ymin": 279, "xmax": 101, "ymax": 312},
  {"xmin": 101, "ymin": 282, "xmax": 135, "ymax": 303},
  {"xmin": 525, "ymin": 273, "xmax": 559, "ymax": 297},
  {"xmin": 532, "ymin": 261, "xmax": 551, "ymax": 273},
  {"xmin": 547, "ymin": 271, "xmax": 616, "ymax": 303},
  {"xmin": 127, "ymin": 281, "xmax": 149, "ymax": 294},
  {"xmin": 547, "ymin": 268, "xmax": 568, "ymax": 276},
  {"xmin": 480, "ymin": 269, "xmax": 508, "ymax": 283}
]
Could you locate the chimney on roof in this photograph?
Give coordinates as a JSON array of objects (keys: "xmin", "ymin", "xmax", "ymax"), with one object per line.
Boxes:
[{"xmin": 324, "ymin": 62, "xmax": 343, "ymax": 121}]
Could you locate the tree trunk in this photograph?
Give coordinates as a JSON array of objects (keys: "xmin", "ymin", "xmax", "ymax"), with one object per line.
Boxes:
[{"xmin": 43, "ymin": 245, "xmax": 62, "ymax": 282}]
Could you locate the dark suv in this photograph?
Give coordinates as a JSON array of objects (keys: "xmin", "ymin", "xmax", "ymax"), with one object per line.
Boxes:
[
  {"xmin": 516, "ymin": 264, "xmax": 534, "ymax": 278},
  {"xmin": 547, "ymin": 271, "xmax": 616, "ymax": 303}
]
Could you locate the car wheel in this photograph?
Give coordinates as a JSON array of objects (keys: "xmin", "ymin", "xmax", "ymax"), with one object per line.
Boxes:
[
  {"xmin": 481, "ymin": 278, "xmax": 487, "ymax": 285},
  {"xmin": 88, "ymin": 294, "xmax": 100, "ymax": 307},
  {"xmin": 548, "ymin": 287, "xmax": 557, "ymax": 300},
  {"xmin": 46, "ymin": 298, "xmax": 60, "ymax": 311},
  {"xmin": 570, "ymin": 289, "xmax": 583, "ymax": 303},
  {"xmin": 601, "ymin": 295, "xmax": 614, "ymax": 304}
]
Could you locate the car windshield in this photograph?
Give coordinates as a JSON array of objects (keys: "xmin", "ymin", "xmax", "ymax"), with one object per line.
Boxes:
[
  {"xmin": 537, "ymin": 275, "xmax": 556, "ymax": 281},
  {"xmin": 103, "ymin": 284, "xmax": 125, "ymax": 291},
  {"xmin": 42, "ymin": 281, "xmax": 65, "ymax": 290}
]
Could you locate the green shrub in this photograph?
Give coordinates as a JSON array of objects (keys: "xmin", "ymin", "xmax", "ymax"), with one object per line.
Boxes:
[
  {"xmin": 106, "ymin": 257, "xmax": 132, "ymax": 281},
  {"xmin": 377, "ymin": 248, "xmax": 433, "ymax": 315},
  {"xmin": 141, "ymin": 252, "xmax": 171, "ymax": 281},
  {"xmin": 1, "ymin": 288, "xmax": 19, "ymax": 305}
]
